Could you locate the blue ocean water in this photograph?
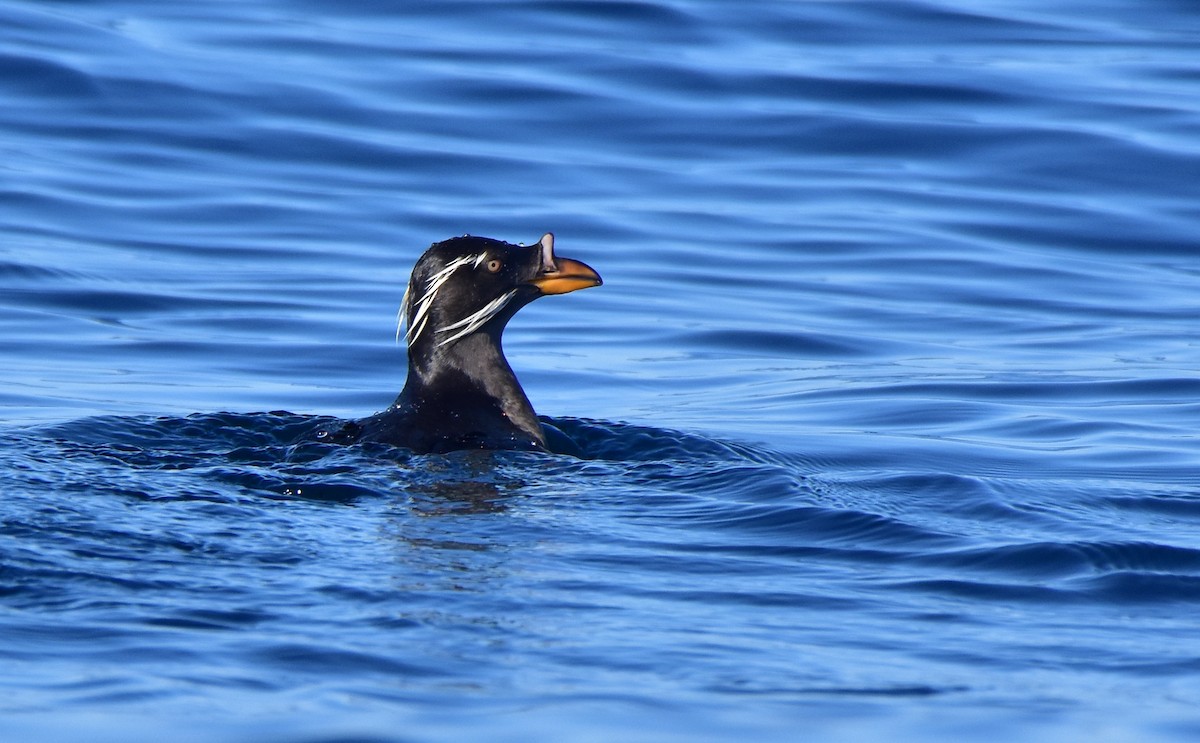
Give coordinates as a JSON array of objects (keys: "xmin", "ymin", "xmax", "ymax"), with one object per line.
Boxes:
[{"xmin": 1, "ymin": 1, "xmax": 1198, "ymax": 741}]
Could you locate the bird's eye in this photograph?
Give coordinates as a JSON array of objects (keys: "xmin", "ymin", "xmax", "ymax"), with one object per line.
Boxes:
[{"xmin": 486, "ymin": 259, "xmax": 503, "ymax": 273}]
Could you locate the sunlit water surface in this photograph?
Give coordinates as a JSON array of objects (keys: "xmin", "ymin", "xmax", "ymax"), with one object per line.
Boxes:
[{"xmin": 1, "ymin": 1, "xmax": 1198, "ymax": 741}]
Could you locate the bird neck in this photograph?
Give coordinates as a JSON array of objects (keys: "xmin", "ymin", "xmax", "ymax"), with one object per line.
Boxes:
[{"xmin": 400, "ymin": 333, "xmax": 544, "ymax": 447}]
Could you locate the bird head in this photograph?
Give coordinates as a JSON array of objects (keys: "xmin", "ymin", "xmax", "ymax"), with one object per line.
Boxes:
[{"xmin": 400, "ymin": 232, "xmax": 602, "ymax": 359}]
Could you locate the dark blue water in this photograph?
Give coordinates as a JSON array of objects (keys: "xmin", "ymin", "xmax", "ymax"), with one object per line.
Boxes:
[{"xmin": 2, "ymin": 1, "xmax": 1199, "ymax": 740}]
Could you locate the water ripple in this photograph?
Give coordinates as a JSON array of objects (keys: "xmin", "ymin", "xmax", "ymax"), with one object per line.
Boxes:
[{"xmin": 3, "ymin": 0, "xmax": 1200, "ymax": 740}]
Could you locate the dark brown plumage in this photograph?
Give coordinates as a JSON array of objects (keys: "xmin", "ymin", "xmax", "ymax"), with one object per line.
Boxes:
[{"xmin": 334, "ymin": 233, "xmax": 601, "ymax": 453}]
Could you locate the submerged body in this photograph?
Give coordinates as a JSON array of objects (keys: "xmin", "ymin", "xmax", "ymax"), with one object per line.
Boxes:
[{"xmin": 332, "ymin": 233, "xmax": 601, "ymax": 454}]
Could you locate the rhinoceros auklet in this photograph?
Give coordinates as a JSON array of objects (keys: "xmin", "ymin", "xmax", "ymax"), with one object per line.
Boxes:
[{"xmin": 333, "ymin": 233, "xmax": 601, "ymax": 453}]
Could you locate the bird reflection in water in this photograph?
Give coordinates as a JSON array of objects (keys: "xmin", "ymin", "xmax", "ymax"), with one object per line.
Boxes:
[{"xmin": 402, "ymin": 451, "xmax": 531, "ymax": 516}]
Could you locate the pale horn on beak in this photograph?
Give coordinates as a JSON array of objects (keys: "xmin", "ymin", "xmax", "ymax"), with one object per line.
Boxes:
[{"xmin": 529, "ymin": 233, "xmax": 603, "ymax": 295}]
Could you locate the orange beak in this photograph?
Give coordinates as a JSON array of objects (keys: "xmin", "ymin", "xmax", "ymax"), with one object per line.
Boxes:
[{"xmin": 528, "ymin": 233, "xmax": 603, "ymax": 295}]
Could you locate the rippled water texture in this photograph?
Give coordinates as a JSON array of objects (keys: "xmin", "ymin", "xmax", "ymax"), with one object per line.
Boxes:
[{"xmin": 1, "ymin": 1, "xmax": 1198, "ymax": 741}]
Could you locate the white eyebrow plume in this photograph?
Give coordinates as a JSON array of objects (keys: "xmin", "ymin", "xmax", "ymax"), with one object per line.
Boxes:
[
  {"xmin": 436, "ymin": 289, "xmax": 518, "ymax": 347},
  {"xmin": 396, "ymin": 287, "xmax": 408, "ymax": 344},
  {"xmin": 398, "ymin": 252, "xmax": 490, "ymax": 348}
]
